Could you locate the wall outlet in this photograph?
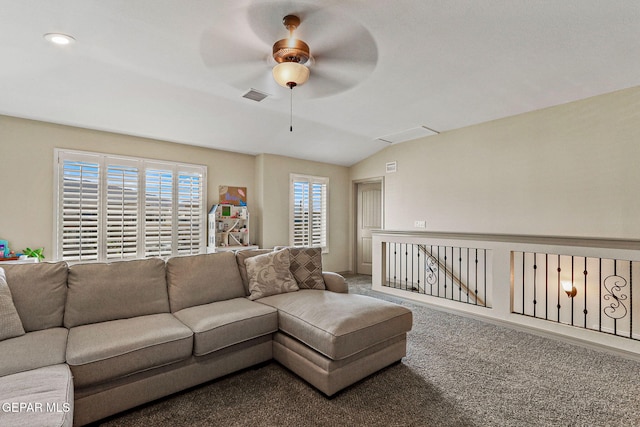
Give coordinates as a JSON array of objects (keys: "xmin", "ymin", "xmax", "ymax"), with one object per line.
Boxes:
[{"xmin": 414, "ymin": 220, "xmax": 426, "ymax": 228}]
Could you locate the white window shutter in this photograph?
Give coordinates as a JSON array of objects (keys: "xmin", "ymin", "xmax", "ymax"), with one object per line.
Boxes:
[
  {"xmin": 58, "ymin": 155, "xmax": 101, "ymax": 261},
  {"xmin": 105, "ymin": 163, "xmax": 139, "ymax": 260},
  {"xmin": 310, "ymin": 182, "xmax": 327, "ymax": 248},
  {"xmin": 176, "ymin": 169, "xmax": 205, "ymax": 255},
  {"xmin": 290, "ymin": 174, "xmax": 328, "ymax": 252},
  {"xmin": 144, "ymin": 167, "xmax": 174, "ymax": 258},
  {"xmin": 292, "ymin": 180, "xmax": 310, "ymax": 247},
  {"xmin": 55, "ymin": 149, "xmax": 207, "ymax": 262}
]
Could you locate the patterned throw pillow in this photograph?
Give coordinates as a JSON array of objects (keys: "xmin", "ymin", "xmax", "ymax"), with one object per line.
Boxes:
[
  {"xmin": 245, "ymin": 249, "xmax": 299, "ymax": 300},
  {"xmin": 289, "ymin": 247, "xmax": 325, "ymax": 290},
  {"xmin": 0, "ymin": 267, "xmax": 26, "ymax": 341},
  {"xmin": 236, "ymin": 249, "xmax": 274, "ymax": 295}
]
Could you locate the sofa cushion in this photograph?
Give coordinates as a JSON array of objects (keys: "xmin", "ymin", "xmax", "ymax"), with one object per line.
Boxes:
[
  {"xmin": 245, "ymin": 249, "xmax": 298, "ymax": 300},
  {"xmin": 66, "ymin": 313, "xmax": 193, "ymax": 388},
  {"xmin": 289, "ymin": 247, "xmax": 325, "ymax": 290},
  {"xmin": 235, "ymin": 249, "xmax": 273, "ymax": 294},
  {"xmin": 0, "ymin": 267, "xmax": 25, "ymax": 341},
  {"xmin": 65, "ymin": 258, "xmax": 169, "ymax": 328},
  {"xmin": 257, "ymin": 290, "xmax": 413, "ymax": 360},
  {"xmin": 0, "ymin": 328, "xmax": 68, "ymax": 377},
  {"xmin": 167, "ymin": 252, "xmax": 246, "ymax": 312},
  {"xmin": 2, "ymin": 261, "xmax": 68, "ymax": 331},
  {"xmin": 0, "ymin": 364, "xmax": 73, "ymax": 427},
  {"xmin": 173, "ymin": 297, "xmax": 278, "ymax": 356}
]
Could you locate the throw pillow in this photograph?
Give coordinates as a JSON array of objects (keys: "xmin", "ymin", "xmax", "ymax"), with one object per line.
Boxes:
[
  {"xmin": 0, "ymin": 267, "xmax": 26, "ymax": 341},
  {"xmin": 245, "ymin": 249, "xmax": 299, "ymax": 300},
  {"xmin": 289, "ymin": 247, "xmax": 325, "ymax": 290},
  {"xmin": 236, "ymin": 249, "xmax": 274, "ymax": 295}
]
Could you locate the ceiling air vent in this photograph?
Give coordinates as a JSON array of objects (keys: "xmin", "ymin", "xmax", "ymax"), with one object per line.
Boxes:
[
  {"xmin": 376, "ymin": 126, "xmax": 439, "ymax": 144},
  {"xmin": 242, "ymin": 88, "xmax": 270, "ymax": 102}
]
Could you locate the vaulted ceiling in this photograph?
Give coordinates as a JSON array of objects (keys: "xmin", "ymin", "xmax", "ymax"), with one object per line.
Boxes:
[{"xmin": 1, "ymin": 1, "xmax": 639, "ymax": 166}]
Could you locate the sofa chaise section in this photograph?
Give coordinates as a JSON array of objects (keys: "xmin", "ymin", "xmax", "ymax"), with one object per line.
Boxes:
[{"xmin": 258, "ymin": 289, "xmax": 413, "ymax": 396}]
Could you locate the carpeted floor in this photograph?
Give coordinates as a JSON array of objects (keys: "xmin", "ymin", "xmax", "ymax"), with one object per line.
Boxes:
[{"xmin": 98, "ymin": 275, "xmax": 640, "ymax": 427}]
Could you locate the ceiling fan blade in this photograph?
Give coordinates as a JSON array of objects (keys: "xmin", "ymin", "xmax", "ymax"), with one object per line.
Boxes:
[
  {"xmin": 200, "ymin": 26, "xmax": 279, "ymax": 93},
  {"xmin": 228, "ymin": 69, "xmax": 279, "ymax": 95},
  {"xmin": 297, "ymin": 67, "xmax": 357, "ymax": 98},
  {"xmin": 232, "ymin": 68, "xmax": 282, "ymax": 97},
  {"xmin": 302, "ymin": 21, "xmax": 377, "ymax": 98},
  {"xmin": 310, "ymin": 21, "xmax": 378, "ymax": 69},
  {"xmin": 200, "ymin": 28, "xmax": 269, "ymax": 69},
  {"xmin": 300, "ymin": 57, "xmax": 376, "ymax": 99}
]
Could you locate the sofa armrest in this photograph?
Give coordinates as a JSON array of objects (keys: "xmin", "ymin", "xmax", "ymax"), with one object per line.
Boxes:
[{"xmin": 322, "ymin": 272, "xmax": 348, "ymax": 293}]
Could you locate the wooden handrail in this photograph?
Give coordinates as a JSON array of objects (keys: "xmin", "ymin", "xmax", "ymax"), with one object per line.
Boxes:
[{"xmin": 418, "ymin": 245, "xmax": 486, "ymax": 306}]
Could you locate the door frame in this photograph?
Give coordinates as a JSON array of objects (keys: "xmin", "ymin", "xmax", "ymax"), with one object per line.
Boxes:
[{"xmin": 352, "ymin": 177, "xmax": 384, "ymax": 274}]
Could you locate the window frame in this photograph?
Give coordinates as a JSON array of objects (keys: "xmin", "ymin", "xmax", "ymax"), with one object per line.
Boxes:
[
  {"xmin": 53, "ymin": 149, "xmax": 207, "ymax": 262},
  {"xmin": 289, "ymin": 173, "xmax": 329, "ymax": 253}
]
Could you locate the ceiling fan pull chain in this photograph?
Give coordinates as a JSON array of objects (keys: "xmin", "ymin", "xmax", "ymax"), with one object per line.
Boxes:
[{"xmin": 290, "ymin": 85, "xmax": 293, "ymax": 132}]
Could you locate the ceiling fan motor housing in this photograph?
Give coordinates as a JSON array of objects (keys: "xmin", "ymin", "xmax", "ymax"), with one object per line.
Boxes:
[
  {"xmin": 272, "ymin": 38, "xmax": 310, "ymax": 64},
  {"xmin": 272, "ymin": 15, "xmax": 310, "ymax": 65}
]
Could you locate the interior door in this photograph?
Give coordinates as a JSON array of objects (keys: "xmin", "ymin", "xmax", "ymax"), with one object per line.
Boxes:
[{"xmin": 356, "ymin": 182, "xmax": 382, "ymax": 275}]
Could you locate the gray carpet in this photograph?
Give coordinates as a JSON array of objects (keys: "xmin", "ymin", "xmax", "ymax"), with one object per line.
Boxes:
[{"xmin": 99, "ymin": 275, "xmax": 640, "ymax": 426}]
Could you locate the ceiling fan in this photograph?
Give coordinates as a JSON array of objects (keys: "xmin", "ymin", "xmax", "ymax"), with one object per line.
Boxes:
[
  {"xmin": 271, "ymin": 14, "xmax": 311, "ymax": 89},
  {"xmin": 201, "ymin": 3, "xmax": 378, "ymax": 100}
]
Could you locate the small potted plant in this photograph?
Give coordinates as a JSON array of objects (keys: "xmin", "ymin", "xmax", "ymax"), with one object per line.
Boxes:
[{"xmin": 22, "ymin": 247, "xmax": 45, "ymax": 262}]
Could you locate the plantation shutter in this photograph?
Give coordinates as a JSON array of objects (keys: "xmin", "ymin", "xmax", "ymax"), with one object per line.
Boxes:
[
  {"xmin": 105, "ymin": 162, "xmax": 139, "ymax": 260},
  {"xmin": 292, "ymin": 180, "xmax": 310, "ymax": 247},
  {"xmin": 55, "ymin": 149, "xmax": 206, "ymax": 262},
  {"xmin": 144, "ymin": 167, "xmax": 174, "ymax": 258},
  {"xmin": 59, "ymin": 154, "xmax": 101, "ymax": 261},
  {"xmin": 310, "ymin": 182, "xmax": 327, "ymax": 248},
  {"xmin": 177, "ymin": 169, "xmax": 204, "ymax": 255},
  {"xmin": 290, "ymin": 174, "xmax": 328, "ymax": 252}
]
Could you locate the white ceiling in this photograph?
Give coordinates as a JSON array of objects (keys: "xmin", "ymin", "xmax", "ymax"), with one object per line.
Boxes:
[{"xmin": 1, "ymin": 1, "xmax": 639, "ymax": 166}]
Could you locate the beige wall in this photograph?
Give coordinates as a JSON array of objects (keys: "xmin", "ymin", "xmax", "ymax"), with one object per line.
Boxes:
[
  {"xmin": 256, "ymin": 154, "xmax": 350, "ymax": 272},
  {"xmin": 350, "ymin": 86, "xmax": 640, "ymax": 240},
  {"xmin": 0, "ymin": 116, "xmax": 256, "ymax": 257},
  {"xmin": 0, "ymin": 116, "xmax": 350, "ymax": 272},
  {"xmin": 4, "ymin": 85, "xmax": 636, "ymax": 271}
]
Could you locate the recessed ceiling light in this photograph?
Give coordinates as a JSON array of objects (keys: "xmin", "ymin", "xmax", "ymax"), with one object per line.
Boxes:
[{"xmin": 44, "ymin": 33, "xmax": 75, "ymax": 46}]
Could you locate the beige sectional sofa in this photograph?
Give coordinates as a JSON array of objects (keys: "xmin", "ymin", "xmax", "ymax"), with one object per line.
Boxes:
[{"xmin": 0, "ymin": 249, "xmax": 412, "ymax": 427}]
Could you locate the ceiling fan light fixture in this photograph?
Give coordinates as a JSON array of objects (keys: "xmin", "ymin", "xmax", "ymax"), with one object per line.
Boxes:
[
  {"xmin": 272, "ymin": 62, "xmax": 310, "ymax": 88},
  {"xmin": 271, "ymin": 15, "xmax": 311, "ymax": 132}
]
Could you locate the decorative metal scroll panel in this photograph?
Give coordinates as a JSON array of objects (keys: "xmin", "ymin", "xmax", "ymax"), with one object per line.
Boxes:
[
  {"xmin": 512, "ymin": 252, "xmax": 639, "ymax": 340},
  {"xmin": 384, "ymin": 242, "xmax": 490, "ymax": 308}
]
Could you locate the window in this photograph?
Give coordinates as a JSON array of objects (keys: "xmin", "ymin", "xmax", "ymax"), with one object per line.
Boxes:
[
  {"xmin": 55, "ymin": 149, "xmax": 206, "ymax": 262},
  {"xmin": 289, "ymin": 174, "xmax": 328, "ymax": 252}
]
